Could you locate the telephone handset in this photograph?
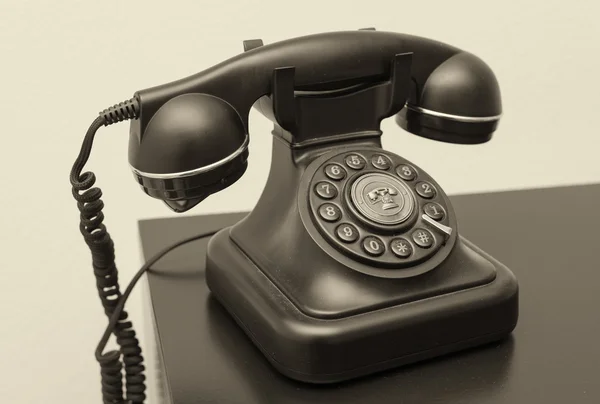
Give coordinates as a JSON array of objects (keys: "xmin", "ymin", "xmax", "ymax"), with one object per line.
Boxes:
[
  {"xmin": 128, "ymin": 30, "xmax": 502, "ymax": 212},
  {"xmin": 71, "ymin": 30, "xmax": 517, "ymax": 402}
]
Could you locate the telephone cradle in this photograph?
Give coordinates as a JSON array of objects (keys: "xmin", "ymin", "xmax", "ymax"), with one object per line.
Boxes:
[{"xmin": 122, "ymin": 30, "xmax": 518, "ymax": 385}]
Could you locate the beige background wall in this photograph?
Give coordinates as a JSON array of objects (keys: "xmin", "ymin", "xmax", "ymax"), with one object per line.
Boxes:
[{"xmin": 1, "ymin": 1, "xmax": 598, "ymax": 403}]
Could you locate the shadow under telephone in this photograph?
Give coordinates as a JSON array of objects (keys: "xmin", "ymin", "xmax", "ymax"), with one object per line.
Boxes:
[{"xmin": 69, "ymin": 29, "xmax": 518, "ymax": 404}]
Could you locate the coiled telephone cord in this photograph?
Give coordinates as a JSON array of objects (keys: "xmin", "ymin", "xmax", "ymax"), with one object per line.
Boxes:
[{"xmin": 70, "ymin": 99, "xmax": 218, "ymax": 403}]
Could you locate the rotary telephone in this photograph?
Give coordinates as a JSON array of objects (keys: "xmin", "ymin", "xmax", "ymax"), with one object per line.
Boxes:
[{"xmin": 71, "ymin": 30, "xmax": 518, "ymax": 403}]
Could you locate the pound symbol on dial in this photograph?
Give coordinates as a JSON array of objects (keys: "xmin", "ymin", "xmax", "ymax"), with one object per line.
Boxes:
[{"xmin": 411, "ymin": 228, "xmax": 434, "ymax": 248}]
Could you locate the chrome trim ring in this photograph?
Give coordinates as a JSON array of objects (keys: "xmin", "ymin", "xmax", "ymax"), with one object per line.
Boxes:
[
  {"xmin": 406, "ymin": 104, "xmax": 502, "ymax": 123},
  {"xmin": 130, "ymin": 136, "xmax": 249, "ymax": 180}
]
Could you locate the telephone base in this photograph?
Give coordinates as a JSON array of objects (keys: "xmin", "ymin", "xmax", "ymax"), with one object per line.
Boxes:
[{"xmin": 206, "ymin": 229, "xmax": 518, "ymax": 384}]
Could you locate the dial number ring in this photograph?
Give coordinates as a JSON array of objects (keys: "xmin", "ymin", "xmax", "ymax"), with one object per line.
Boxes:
[{"xmin": 307, "ymin": 150, "xmax": 453, "ymax": 269}]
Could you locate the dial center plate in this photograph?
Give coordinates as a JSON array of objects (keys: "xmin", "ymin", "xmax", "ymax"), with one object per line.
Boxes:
[{"xmin": 350, "ymin": 173, "xmax": 415, "ymax": 225}]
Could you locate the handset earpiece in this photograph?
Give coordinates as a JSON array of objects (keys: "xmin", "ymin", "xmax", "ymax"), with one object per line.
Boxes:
[
  {"xmin": 129, "ymin": 93, "xmax": 248, "ymax": 212},
  {"xmin": 396, "ymin": 52, "xmax": 502, "ymax": 144}
]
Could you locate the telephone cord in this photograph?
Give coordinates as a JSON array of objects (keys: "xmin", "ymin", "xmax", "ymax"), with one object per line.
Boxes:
[{"xmin": 70, "ymin": 99, "xmax": 218, "ymax": 403}]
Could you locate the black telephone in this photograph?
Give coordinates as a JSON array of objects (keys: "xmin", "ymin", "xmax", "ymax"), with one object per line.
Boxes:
[{"xmin": 71, "ymin": 30, "xmax": 518, "ymax": 403}]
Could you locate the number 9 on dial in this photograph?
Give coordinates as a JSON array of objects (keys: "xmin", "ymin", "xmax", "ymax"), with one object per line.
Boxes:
[{"xmin": 336, "ymin": 223, "xmax": 359, "ymax": 243}]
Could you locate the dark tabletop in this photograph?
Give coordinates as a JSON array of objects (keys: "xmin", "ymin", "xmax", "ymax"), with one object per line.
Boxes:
[{"xmin": 139, "ymin": 184, "xmax": 600, "ymax": 404}]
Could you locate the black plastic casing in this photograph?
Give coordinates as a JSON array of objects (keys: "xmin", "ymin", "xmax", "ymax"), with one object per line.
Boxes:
[
  {"xmin": 130, "ymin": 30, "xmax": 516, "ymax": 383},
  {"xmin": 205, "ymin": 137, "xmax": 519, "ymax": 383}
]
